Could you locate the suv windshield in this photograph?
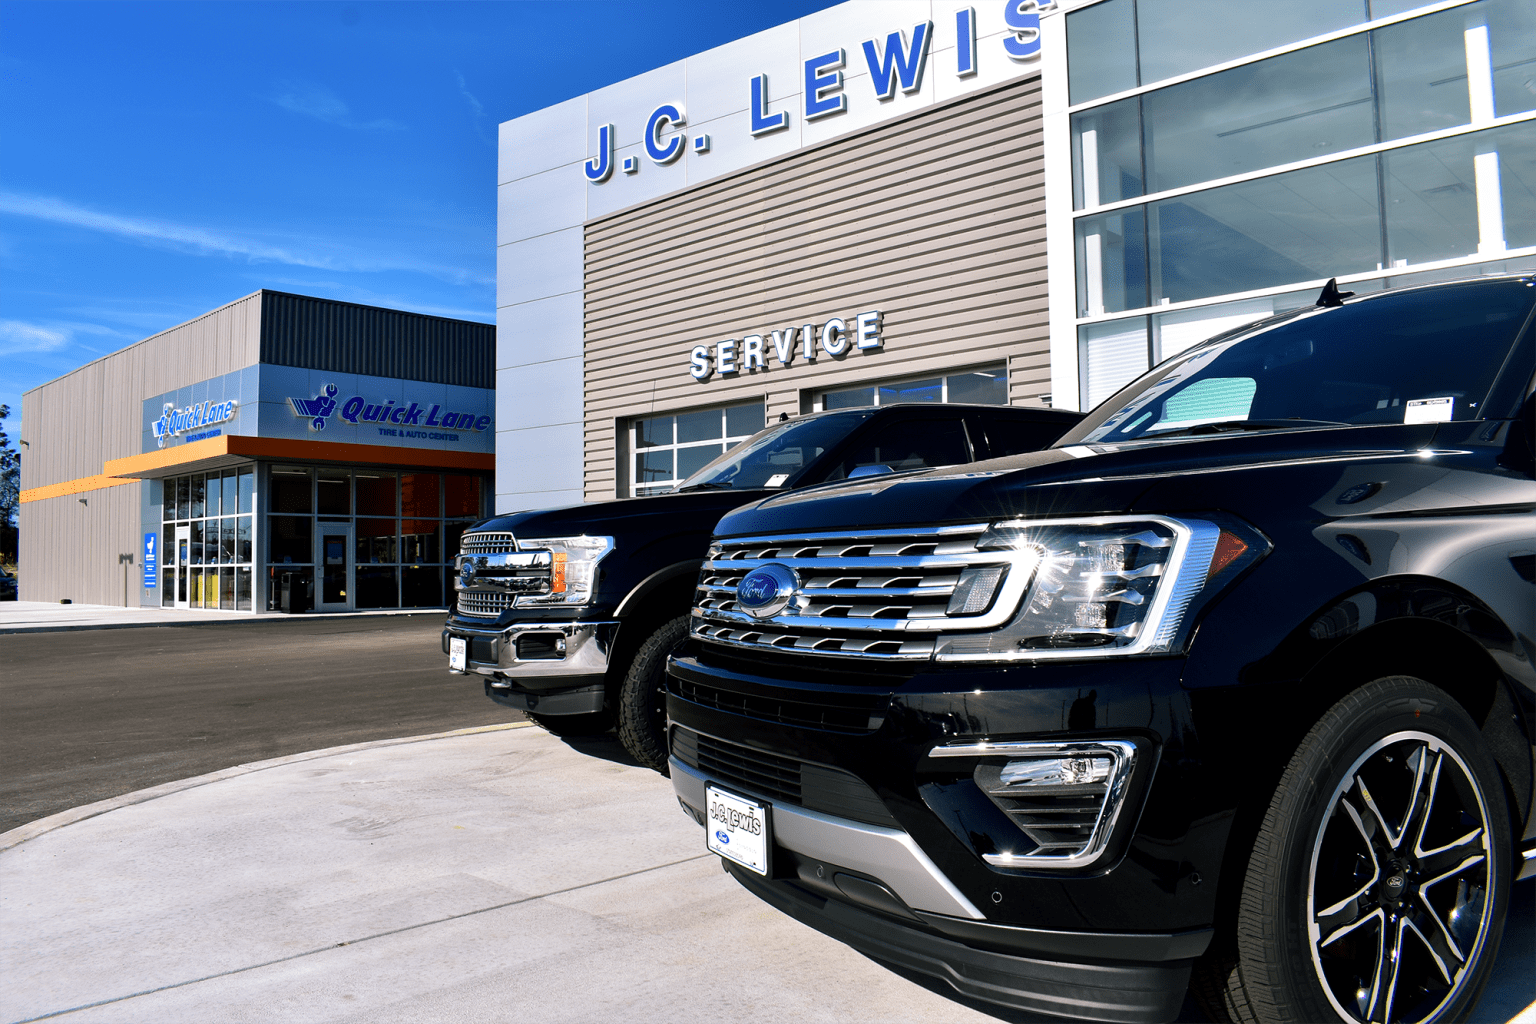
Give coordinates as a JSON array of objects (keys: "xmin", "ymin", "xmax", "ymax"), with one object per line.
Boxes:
[
  {"xmin": 1059, "ymin": 279, "xmax": 1534, "ymax": 446},
  {"xmin": 675, "ymin": 411, "xmax": 873, "ymax": 491}
]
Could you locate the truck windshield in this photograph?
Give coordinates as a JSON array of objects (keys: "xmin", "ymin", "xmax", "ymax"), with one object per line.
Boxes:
[
  {"xmin": 1058, "ymin": 279, "xmax": 1535, "ymax": 446},
  {"xmin": 675, "ymin": 411, "xmax": 873, "ymax": 491}
]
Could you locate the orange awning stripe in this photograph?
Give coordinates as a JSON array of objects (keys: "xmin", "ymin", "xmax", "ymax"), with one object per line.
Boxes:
[{"xmin": 22, "ymin": 436, "xmax": 494, "ymax": 503}]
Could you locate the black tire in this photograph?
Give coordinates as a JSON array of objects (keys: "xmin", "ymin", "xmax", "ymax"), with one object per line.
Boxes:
[
  {"xmin": 616, "ymin": 615, "xmax": 689, "ymax": 774},
  {"xmin": 1203, "ymin": 676, "xmax": 1510, "ymax": 1023},
  {"xmin": 521, "ymin": 708, "xmax": 614, "ymax": 737}
]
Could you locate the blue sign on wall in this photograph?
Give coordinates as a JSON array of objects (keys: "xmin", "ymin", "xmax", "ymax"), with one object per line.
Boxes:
[{"xmin": 143, "ymin": 532, "xmax": 158, "ymax": 588}]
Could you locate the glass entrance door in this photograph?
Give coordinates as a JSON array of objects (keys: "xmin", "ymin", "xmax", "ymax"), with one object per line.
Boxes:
[
  {"xmin": 315, "ymin": 525, "xmax": 355, "ymax": 611},
  {"xmin": 174, "ymin": 525, "xmax": 191, "ymax": 609}
]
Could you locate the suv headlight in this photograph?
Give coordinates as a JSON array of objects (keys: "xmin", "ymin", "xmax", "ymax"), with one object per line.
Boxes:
[
  {"xmin": 934, "ymin": 514, "xmax": 1264, "ymax": 661},
  {"xmin": 512, "ymin": 535, "xmax": 614, "ymax": 608}
]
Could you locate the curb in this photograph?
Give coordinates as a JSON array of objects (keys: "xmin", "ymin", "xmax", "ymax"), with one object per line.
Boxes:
[{"xmin": 0, "ymin": 721, "xmax": 532, "ymax": 853}]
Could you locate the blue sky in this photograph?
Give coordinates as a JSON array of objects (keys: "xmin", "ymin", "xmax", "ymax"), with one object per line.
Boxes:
[{"xmin": 0, "ymin": 0, "xmax": 839, "ymax": 434}]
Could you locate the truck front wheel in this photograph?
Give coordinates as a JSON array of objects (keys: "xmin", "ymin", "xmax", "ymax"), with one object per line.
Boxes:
[{"xmin": 616, "ymin": 615, "xmax": 689, "ymax": 775}]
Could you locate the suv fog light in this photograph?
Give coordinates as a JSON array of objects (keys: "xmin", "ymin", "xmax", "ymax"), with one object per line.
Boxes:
[
  {"xmin": 931, "ymin": 739, "xmax": 1141, "ymax": 869},
  {"xmin": 1000, "ymin": 755, "xmax": 1112, "ymax": 787}
]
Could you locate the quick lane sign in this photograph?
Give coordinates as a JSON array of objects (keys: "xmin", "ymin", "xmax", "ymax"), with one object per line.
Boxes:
[{"xmin": 143, "ymin": 532, "xmax": 157, "ymax": 588}]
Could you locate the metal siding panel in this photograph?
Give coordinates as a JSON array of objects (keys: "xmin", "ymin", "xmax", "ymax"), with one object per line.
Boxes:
[
  {"xmin": 582, "ymin": 79, "xmax": 1050, "ymax": 501},
  {"xmin": 258, "ymin": 292, "xmax": 493, "ymax": 388}
]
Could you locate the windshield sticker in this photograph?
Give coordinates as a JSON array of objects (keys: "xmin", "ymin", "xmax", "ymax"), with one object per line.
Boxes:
[
  {"xmin": 764, "ymin": 473, "xmax": 789, "ymax": 487},
  {"xmin": 1404, "ymin": 397, "xmax": 1454, "ymax": 424}
]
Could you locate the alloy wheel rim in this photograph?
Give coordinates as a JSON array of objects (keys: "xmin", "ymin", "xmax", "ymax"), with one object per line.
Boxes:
[{"xmin": 1307, "ymin": 731, "xmax": 1494, "ymax": 1023}]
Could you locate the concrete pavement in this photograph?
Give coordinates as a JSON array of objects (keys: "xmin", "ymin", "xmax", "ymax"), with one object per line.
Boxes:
[{"xmin": 3, "ymin": 723, "xmax": 1532, "ymax": 1024}]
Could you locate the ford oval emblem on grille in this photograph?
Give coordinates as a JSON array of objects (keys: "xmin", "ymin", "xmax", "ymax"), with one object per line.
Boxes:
[
  {"xmin": 459, "ymin": 561, "xmax": 477, "ymax": 587},
  {"xmin": 737, "ymin": 563, "xmax": 799, "ymax": 619}
]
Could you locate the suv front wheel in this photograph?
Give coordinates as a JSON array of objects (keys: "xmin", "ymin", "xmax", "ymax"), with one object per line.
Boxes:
[{"xmin": 1207, "ymin": 676, "xmax": 1510, "ymax": 1024}]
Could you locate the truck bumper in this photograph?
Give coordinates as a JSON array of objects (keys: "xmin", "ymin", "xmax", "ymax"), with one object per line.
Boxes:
[{"xmin": 442, "ymin": 619, "xmax": 619, "ymax": 689}]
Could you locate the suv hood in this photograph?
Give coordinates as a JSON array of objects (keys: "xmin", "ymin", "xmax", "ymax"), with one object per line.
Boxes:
[{"xmin": 714, "ymin": 423, "xmax": 1440, "ymax": 537}]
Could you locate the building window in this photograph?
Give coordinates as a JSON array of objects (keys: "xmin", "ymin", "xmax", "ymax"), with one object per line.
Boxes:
[
  {"xmin": 161, "ymin": 468, "xmax": 255, "ymax": 611},
  {"xmin": 263, "ymin": 466, "xmax": 487, "ymax": 611},
  {"xmin": 816, "ymin": 364, "xmax": 1008, "ymax": 410},
  {"xmin": 629, "ymin": 401, "xmax": 764, "ymax": 496}
]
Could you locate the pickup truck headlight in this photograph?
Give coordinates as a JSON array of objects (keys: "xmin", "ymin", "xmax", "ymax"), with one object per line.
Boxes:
[
  {"xmin": 511, "ymin": 535, "xmax": 614, "ymax": 608},
  {"xmin": 934, "ymin": 515, "xmax": 1263, "ymax": 661}
]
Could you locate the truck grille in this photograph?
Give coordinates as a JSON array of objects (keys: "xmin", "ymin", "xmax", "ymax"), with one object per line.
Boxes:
[
  {"xmin": 457, "ymin": 590, "xmax": 513, "ymax": 618},
  {"xmin": 460, "ymin": 532, "xmax": 517, "ymax": 555},
  {"xmin": 692, "ymin": 524, "xmax": 995, "ymax": 660}
]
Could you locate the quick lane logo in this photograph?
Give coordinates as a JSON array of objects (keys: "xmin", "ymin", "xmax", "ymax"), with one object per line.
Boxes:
[
  {"xmin": 288, "ymin": 384, "xmax": 493, "ymax": 434},
  {"xmin": 153, "ymin": 398, "xmax": 239, "ymax": 448},
  {"xmin": 289, "ymin": 384, "xmax": 339, "ymax": 430}
]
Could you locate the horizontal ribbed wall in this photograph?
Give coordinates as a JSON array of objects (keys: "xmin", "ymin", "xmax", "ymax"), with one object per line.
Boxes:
[
  {"xmin": 582, "ymin": 77, "xmax": 1050, "ymax": 501},
  {"xmin": 260, "ymin": 292, "xmax": 494, "ymax": 389}
]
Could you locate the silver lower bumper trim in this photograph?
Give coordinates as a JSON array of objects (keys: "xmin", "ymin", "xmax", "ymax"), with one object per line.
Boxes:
[
  {"xmin": 670, "ymin": 755, "xmax": 984, "ymax": 921},
  {"xmin": 448, "ymin": 620, "xmax": 618, "ymax": 679}
]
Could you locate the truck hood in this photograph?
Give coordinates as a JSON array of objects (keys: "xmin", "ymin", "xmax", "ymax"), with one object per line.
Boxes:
[
  {"xmin": 713, "ymin": 423, "xmax": 1440, "ymax": 537},
  {"xmin": 471, "ymin": 489, "xmax": 774, "ymax": 540}
]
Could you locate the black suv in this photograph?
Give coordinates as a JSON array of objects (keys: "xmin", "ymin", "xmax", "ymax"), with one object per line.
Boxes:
[
  {"xmin": 666, "ymin": 277, "xmax": 1535, "ymax": 1023},
  {"xmin": 443, "ymin": 402, "xmax": 1079, "ymax": 769}
]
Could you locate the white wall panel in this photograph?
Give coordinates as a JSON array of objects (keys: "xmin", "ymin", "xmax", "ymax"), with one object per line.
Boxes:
[
  {"xmin": 497, "ymin": 291, "xmax": 585, "ymax": 370},
  {"xmin": 498, "ymin": 165, "xmax": 589, "ymax": 246},
  {"xmin": 498, "ymin": 95, "xmax": 588, "ymax": 185},
  {"xmin": 496, "ymin": 228, "xmax": 584, "ymax": 309},
  {"xmin": 684, "ymin": 22, "xmax": 802, "ymax": 126},
  {"xmin": 495, "ymin": 359, "xmax": 582, "ymax": 432}
]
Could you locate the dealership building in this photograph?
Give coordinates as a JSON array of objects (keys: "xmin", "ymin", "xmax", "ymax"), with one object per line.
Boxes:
[
  {"xmin": 18, "ymin": 0, "xmax": 1535, "ymax": 611},
  {"xmin": 496, "ymin": 0, "xmax": 1534, "ymax": 512},
  {"xmin": 18, "ymin": 291, "xmax": 494, "ymax": 611}
]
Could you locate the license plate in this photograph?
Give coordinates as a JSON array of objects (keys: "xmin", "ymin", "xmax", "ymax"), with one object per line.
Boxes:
[
  {"xmin": 449, "ymin": 637, "xmax": 467, "ymax": 672},
  {"xmin": 705, "ymin": 786, "xmax": 770, "ymax": 876}
]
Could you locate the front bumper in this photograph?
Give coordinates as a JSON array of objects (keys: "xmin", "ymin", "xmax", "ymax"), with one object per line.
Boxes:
[
  {"xmin": 673, "ymin": 753, "xmax": 1198, "ymax": 1023},
  {"xmin": 442, "ymin": 619, "xmax": 618, "ymax": 687}
]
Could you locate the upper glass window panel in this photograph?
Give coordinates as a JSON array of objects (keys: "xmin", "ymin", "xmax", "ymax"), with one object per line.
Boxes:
[
  {"xmin": 1135, "ymin": 0, "xmax": 1362, "ymax": 86},
  {"xmin": 1142, "ymin": 35, "xmax": 1373, "ymax": 195},
  {"xmin": 1066, "ymin": 0, "xmax": 1138, "ymax": 105},
  {"xmin": 1073, "ymin": 97, "xmax": 1142, "ymax": 208},
  {"xmin": 1374, "ymin": 6, "xmax": 1473, "ymax": 142},
  {"xmin": 1487, "ymin": 0, "xmax": 1536, "ymax": 117}
]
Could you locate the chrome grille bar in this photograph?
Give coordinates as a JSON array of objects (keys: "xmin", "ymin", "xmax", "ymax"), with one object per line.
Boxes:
[{"xmin": 693, "ymin": 524, "xmax": 1033, "ymax": 660}]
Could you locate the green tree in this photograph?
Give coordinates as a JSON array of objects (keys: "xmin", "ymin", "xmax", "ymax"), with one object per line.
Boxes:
[{"xmin": 0, "ymin": 404, "xmax": 18, "ymax": 529}]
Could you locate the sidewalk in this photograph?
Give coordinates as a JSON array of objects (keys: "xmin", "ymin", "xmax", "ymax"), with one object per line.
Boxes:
[
  {"xmin": 0, "ymin": 600, "xmax": 446, "ymax": 634},
  {"xmin": 2, "ymin": 724, "xmax": 1532, "ymax": 1024}
]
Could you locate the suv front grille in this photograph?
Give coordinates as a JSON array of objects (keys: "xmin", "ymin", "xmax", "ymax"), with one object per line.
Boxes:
[
  {"xmin": 460, "ymin": 532, "xmax": 517, "ymax": 555},
  {"xmin": 693, "ymin": 525, "xmax": 993, "ymax": 660},
  {"xmin": 672, "ymin": 727, "xmax": 899, "ymax": 827},
  {"xmin": 669, "ymin": 675, "xmax": 889, "ymax": 734},
  {"xmin": 457, "ymin": 590, "xmax": 513, "ymax": 618}
]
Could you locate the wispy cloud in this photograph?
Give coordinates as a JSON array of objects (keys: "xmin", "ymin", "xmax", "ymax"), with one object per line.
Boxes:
[
  {"xmin": 270, "ymin": 80, "xmax": 405, "ymax": 131},
  {"xmin": 0, "ymin": 191, "xmax": 491, "ymax": 287},
  {"xmin": 0, "ymin": 319, "xmax": 70, "ymax": 355},
  {"xmin": 456, "ymin": 72, "xmax": 495, "ymax": 147}
]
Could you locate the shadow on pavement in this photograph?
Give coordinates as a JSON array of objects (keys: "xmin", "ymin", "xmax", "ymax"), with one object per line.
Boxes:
[{"xmin": 557, "ymin": 733, "xmax": 647, "ymax": 770}]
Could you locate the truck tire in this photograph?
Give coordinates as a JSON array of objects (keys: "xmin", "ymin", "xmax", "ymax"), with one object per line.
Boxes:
[
  {"xmin": 521, "ymin": 709, "xmax": 614, "ymax": 737},
  {"xmin": 616, "ymin": 615, "xmax": 689, "ymax": 775},
  {"xmin": 1204, "ymin": 676, "xmax": 1509, "ymax": 1023}
]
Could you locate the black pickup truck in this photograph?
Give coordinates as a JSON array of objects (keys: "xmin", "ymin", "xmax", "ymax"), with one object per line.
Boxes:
[
  {"xmin": 667, "ymin": 276, "xmax": 1536, "ymax": 1024},
  {"xmin": 443, "ymin": 401, "xmax": 1081, "ymax": 770}
]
